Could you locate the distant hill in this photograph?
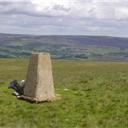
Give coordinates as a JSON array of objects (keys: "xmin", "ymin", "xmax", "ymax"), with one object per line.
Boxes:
[{"xmin": 0, "ymin": 33, "xmax": 128, "ymax": 60}]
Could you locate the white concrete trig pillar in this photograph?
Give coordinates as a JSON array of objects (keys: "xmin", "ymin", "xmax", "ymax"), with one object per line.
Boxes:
[{"xmin": 22, "ymin": 53, "xmax": 56, "ymax": 102}]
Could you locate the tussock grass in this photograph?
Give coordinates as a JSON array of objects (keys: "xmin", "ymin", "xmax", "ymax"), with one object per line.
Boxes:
[{"xmin": 0, "ymin": 59, "xmax": 128, "ymax": 128}]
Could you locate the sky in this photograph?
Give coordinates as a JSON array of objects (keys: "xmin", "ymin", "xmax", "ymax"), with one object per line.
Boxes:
[{"xmin": 0, "ymin": 0, "xmax": 128, "ymax": 37}]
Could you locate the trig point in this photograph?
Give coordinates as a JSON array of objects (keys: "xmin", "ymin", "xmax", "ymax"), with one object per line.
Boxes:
[{"xmin": 22, "ymin": 53, "xmax": 56, "ymax": 102}]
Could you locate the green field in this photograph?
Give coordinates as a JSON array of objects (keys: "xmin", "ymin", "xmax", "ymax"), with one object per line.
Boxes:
[{"xmin": 0, "ymin": 59, "xmax": 128, "ymax": 128}]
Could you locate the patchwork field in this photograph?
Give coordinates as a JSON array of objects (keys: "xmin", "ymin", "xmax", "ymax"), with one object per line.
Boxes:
[
  {"xmin": 0, "ymin": 59, "xmax": 128, "ymax": 128},
  {"xmin": 1, "ymin": 33, "xmax": 128, "ymax": 60}
]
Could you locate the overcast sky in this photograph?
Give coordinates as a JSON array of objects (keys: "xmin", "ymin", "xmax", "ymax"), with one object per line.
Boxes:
[{"xmin": 0, "ymin": 0, "xmax": 128, "ymax": 37}]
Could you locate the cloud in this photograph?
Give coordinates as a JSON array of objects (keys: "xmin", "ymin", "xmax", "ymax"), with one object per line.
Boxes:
[
  {"xmin": 0, "ymin": 0, "xmax": 128, "ymax": 20},
  {"xmin": 0, "ymin": 0, "xmax": 128, "ymax": 37}
]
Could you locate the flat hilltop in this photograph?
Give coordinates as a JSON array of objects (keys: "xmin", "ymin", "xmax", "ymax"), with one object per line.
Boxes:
[{"xmin": 0, "ymin": 59, "xmax": 127, "ymax": 128}]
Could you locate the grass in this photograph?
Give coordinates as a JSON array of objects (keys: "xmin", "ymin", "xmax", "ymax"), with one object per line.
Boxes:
[{"xmin": 0, "ymin": 59, "xmax": 128, "ymax": 128}]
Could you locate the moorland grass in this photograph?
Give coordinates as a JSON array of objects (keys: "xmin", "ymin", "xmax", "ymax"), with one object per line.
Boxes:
[{"xmin": 0, "ymin": 59, "xmax": 128, "ymax": 128}]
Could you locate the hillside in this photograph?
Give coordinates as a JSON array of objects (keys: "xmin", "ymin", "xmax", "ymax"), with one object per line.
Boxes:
[
  {"xmin": 0, "ymin": 59, "xmax": 127, "ymax": 128},
  {"xmin": 0, "ymin": 33, "xmax": 128, "ymax": 60}
]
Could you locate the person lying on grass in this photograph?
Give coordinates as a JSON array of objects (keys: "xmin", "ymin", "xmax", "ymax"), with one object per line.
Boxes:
[{"xmin": 8, "ymin": 80, "xmax": 25, "ymax": 98}]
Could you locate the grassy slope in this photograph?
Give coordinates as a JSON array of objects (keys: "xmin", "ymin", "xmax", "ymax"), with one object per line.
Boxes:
[{"xmin": 0, "ymin": 59, "xmax": 128, "ymax": 128}]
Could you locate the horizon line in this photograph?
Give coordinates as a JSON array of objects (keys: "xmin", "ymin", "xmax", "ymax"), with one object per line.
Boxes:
[{"xmin": 0, "ymin": 32, "xmax": 128, "ymax": 39}]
